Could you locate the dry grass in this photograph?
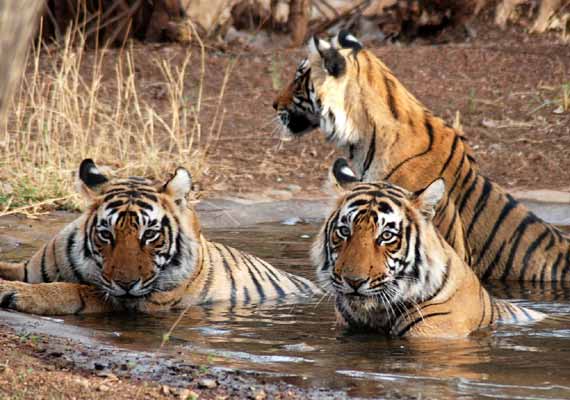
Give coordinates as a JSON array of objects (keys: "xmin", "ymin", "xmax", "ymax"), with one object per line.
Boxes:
[{"xmin": 0, "ymin": 27, "xmax": 233, "ymax": 215}]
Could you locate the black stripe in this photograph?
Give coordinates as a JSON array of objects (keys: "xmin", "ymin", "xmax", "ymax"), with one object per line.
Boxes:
[
  {"xmin": 465, "ymin": 178, "xmax": 493, "ymax": 238},
  {"xmin": 456, "ymin": 171, "xmax": 477, "ymax": 213},
  {"xmin": 551, "ymin": 253, "xmax": 563, "ymax": 281},
  {"xmin": 323, "ymin": 209, "xmax": 340, "ymax": 271},
  {"xmin": 560, "ymin": 248, "xmax": 570, "ymax": 282},
  {"xmin": 51, "ymin": 239, "xmax": 61, "ymax": 279},
  {"xmin": 345, "ymin": 190, "xmax": 403, "ymax": 205},
  {"xmin": 447, "ymin": 153, "xmax": 466, "ymax": 196},
  {"xmin": 411, "ymin": 228, "xmax": 422, "ymax": 279},
  {"xmin": 83, "ymin": 215, "xmax": 95, "ymax": 259},
  {"xmin": 135, "ymin": 200, "xmax": 153, "ymax": 210},
  {"xmin": 243, "ymin": 286, "xmax": 251, "ymax": 305},
  {"xmin": 198, "ymin": 244, "xmax": 215, "ymax": 300},
  {"xmin": 243, "ymin": 254, "xmax": 266, "ymax": 301},
  {"xmin": 477, "ymin": 287, "xmax": 486, "ymax": 328},
  {"xmin": 23, "ymin": 261, "xmax": 29, "ymax": 283},
  {"xmin": 439, "ymin": 135, "xmax": 459, "ymax": 175},
  {"xmin": 397, "ymin": 312, "xmax": 451, "ymax": 337},
  {"xmin": 40, "ymin": 246, "xmax": 50, "ymax": 283},
  {"xmin": 482, "ymin": 241, "xmax": 507, "ymax": 281},
  {"xmin": 518, "ymin": 229, "xmax": 550, "ymax": 281},
  {"xmin": 475, "ymin": 196, "xmax": 517, "ymax": 265},
  {"xmin": 500, "ymin": 216, "xmax": 537, "ymax": 281},
  {"xmin": 288, "ymin": 274, "xmax": 313, "ymax": 293},
  {"xmin": 265, "ymin": 272, "xmax": 286, "ymax": 298},
  {"xmin": 361, "ymin": 127, "xmax": 376, "ymax": 179},
  {"xmin": 66, "ymin": 229, "xmax": 87, "ymax": 284},
  {"xmin": 105, "ymin": 200, "xmax": 125, "ymax": 210},
  {"xmin": 503, "ymin": 302, "xmax": 518, "ymax": 323},
  {"xmin": 217, "ymin": 245, "xmax": 237, "ymax": 307}
]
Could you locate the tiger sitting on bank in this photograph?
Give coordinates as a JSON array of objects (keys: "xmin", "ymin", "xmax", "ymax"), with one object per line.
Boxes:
[
  {"xmin": 313, "ymin": 159, "xmax": 544, "ymax": 337},
  {"xmin": 0, "ymin": 159, "xmax": 320, "ymax": 315},
  {"xmin": 273, "ymin": 31, "xmax": 570, "ymax": 283}
]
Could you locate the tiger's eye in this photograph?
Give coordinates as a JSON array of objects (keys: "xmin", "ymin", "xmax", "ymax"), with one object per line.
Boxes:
[
  {"xmin": 337, "ymin": 226, "xmax": 351, "ymax": 238},
  {"xmin": 143, "ymin": 230, "xmax": 160, "ymax": 242},
  {"xmin": 97, "ymin": 230, "xmax": 112, "ymax": 241},
  {"xmin": 381, "ymin": 231, "xmax": 394, "ymax": 241}
]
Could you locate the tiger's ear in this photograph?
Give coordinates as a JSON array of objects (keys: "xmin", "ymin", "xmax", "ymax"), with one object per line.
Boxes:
[
  {"xmin": 78, "ymin": 159, "xmax": 109, "ymax": 201},
  {"xmin": 162, "ymin": 167, "xmax": 192, "ymax": 208},
  {"xmin": 330, "ymin": 158, "xmax": 359, "ymax": 194},
  {"xmin": 413, "ymin": 179, "xmax": 445, "ymax": 219},
  {"xmin": 309, "ymin": 35, "xmax": 346, "ymax": 78},
  {"xmin": 332, "ymin": 30, "xmax": 363, "ymax": 51}
]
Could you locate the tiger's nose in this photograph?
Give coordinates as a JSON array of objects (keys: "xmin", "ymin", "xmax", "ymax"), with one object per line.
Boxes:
[
  {"xmin": 344, "ymin": 277, "xmax": 368, "ymax": 291},
  {"xmin": 115, "ymin": 279, "xmax": 139, "ymax": 292},
  {"xmin": 272, "ymin": 100, "xmax": 278, "ymax": 110}
]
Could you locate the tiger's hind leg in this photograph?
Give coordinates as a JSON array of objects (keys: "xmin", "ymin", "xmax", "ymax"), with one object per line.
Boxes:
[
  {"xmin": 0, "ymin": 281, "xmax": 114, "ymax": 315},
  {"xmin": 0, "ymin": 261, "xmax": 27, "ymax": 281},
  {"xmin": 493, "ymin": 299, "xmax": 546, "ymax": 324}
]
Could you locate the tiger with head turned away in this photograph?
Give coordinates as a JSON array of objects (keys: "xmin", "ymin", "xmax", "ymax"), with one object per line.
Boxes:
[
  {"xmin": 313, "ymin": 159, "xmax": 544, "ymax": 337},
  {"xmin": 0, "ymin": 159, "xmax": 320, "ymax": 315},
  {"xmin": 274, "ymin": 31, "xmax": 570, "ymax": 283}
]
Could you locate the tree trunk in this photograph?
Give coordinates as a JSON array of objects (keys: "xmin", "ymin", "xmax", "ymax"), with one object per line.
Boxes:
[{"xmin": 289, "ymin": 0, "xmax": 311, "ymax": 46}]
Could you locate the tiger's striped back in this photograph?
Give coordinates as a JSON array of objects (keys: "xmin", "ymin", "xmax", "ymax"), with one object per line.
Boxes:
[{"xmin": 186, "ymin": 240, "xmax": 319, "ymax": 306}]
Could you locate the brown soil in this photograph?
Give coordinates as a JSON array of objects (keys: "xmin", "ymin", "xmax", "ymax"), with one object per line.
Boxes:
[
  {"xmin": 1, "ymin": 12, "xmax": 570, "ymax": 400},
  {"xmin": 0, "ymin": 323, "xmax": 319, "ymax": 399},
  {"xmin": 193, "ymin": 13, "xmax": 570, "ymax": 199}
]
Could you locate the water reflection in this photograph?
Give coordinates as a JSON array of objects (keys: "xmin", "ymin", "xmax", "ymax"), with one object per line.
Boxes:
[{"xmin": 4, "ymin": 222, "xmax": 570, "ymax": 399}]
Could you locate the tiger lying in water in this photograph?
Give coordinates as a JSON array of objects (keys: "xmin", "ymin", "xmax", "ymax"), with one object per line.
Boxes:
[
  {"xmin": 313, "ymin": 159, "xmax": 544, "ymax": 337},
  {"xmin": 0, "ymin": 159, "xmax": 320, "ymax": 315}
]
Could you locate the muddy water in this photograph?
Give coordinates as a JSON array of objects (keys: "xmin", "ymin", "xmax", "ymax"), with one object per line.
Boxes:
[{"xmin": 2, "ymin": 219, "xmax": 570, "ymax": 399}]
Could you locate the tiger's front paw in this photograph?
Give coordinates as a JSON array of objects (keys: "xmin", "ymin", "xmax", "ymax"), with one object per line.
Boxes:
[{"xmin": 0, "ymin": 280, "xmax": 22, "ymax": 310}]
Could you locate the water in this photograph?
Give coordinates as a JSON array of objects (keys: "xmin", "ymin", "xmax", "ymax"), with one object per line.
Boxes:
[{"xmin": 3, "ymin": 220, "xmax": 570, "ymax": 399}]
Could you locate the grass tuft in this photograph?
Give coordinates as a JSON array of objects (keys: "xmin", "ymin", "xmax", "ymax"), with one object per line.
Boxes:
[{"xmin": 1, "ymin": 24, "xmax": 230, "ymax": 216}]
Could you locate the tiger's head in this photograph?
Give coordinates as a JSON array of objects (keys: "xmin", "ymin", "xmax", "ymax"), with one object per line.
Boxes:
[
  {"xmin": 272, "ymin": 58, "xmax": 321, "ymax": 136},
  {"xmin": 312, "ymin": 159, "xmax": 448, "ymax": 330},
  {"xmin": 77, "ymin": 159, "xmax": 201, "ymax": 301}
]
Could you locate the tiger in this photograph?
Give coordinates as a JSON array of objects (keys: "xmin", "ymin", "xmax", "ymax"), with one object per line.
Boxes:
[
  {"xmin": 273, "ymin": 30, "xmax": 570, "ymax": 283},
  {"xmin": 312, "ymin": 159, "xmax": 544, "ymax": 337},
  {"xmin": 0, "ymin": 159, "xmax": 320, "ymax": 315}
]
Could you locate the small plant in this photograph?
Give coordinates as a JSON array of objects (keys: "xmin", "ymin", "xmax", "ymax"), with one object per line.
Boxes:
[
  {"xmin": 1, "ymin": 22, "xmax": 232, "ymax": 216},
  {"xmin": 270, "ymin": 55, "xmax": 283, "ymax": 91},
  {"xmin": 561, "ymin": 83, "xmax": 569, "ymax": 112}
]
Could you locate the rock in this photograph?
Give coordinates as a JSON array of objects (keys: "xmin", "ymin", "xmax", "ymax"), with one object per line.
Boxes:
[
  {"xmin": 198, "ymin": 378, "xmax": 217, "ymax": 389},
  {"xmin": 178, "ymin": 389, "xmax": 199, "ymax": 399},
  {"xmin": 93, "ymin": 362, "xmax": 106, "ymax": 370},
  {"xmin": 286, "ymin": 184, "xmax": 302, "ymax": 193},
  {"xmin": 161, "ymin": 385, "xmax": 171, "ymax": 395},
  {"xmin": 97, "ymin": 372, "xmax": 118, "ymax": 381},
  {"xmin": 553, "ymin": 105, "xmax": 565, "ymax": 114},
  {"xmin": 253, "ymin": 389, "xmax": 267, "ymax": 400},
  {"xmin": 97, "ymin": 384, "xmax": 110, "ymax": 392},
  {"xmin": 73, "ymin": 377, "xmax": 90, "ymax": 389}
]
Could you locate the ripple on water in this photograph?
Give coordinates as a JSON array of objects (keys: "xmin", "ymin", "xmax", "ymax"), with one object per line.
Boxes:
[{"xmin": 4, "ymin": 222, "xmax": 570, "ymax": 399}]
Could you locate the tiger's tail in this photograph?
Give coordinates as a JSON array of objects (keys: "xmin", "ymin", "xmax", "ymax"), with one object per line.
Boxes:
[{"xmin": 493, "ymin": 299, "xmax": 545, "ymax": 324}]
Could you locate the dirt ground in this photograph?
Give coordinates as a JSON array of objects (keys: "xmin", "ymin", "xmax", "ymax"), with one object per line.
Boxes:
[
  {"xmin": 0, "ymin": 325, "xmax": 321, "ymax": 400},
  {"xmin": 193, "ymin": 12, "xmax": 570, "ymax": 199},
  {"xmin": 1, "ymin": 11, "xmax": 570, "ymax": 399}
]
